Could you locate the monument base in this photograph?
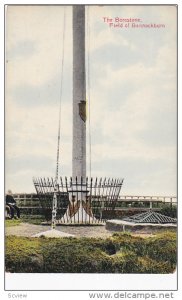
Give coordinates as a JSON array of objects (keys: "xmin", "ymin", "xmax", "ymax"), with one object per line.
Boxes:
[
  {"xmin": 32, "ymin": 229, "xmax": 75, "ymax": 238},
  {"xmin": 58, "ymin": 204, "xmax": 103, "ymax": 224}
]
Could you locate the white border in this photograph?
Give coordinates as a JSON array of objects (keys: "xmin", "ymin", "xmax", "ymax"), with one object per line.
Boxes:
[
  {"xmin": 1, "ymin": 0, "xmax": 181, "ymax": 298},
  {"xmin": 5, "ymin": 273, "xmax": 177, "ymax": 291}
]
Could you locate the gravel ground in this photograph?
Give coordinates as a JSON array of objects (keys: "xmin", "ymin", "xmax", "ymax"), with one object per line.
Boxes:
[{"xmin": 5, "ymin": 222, "xmax": 113, "ymax": 238}]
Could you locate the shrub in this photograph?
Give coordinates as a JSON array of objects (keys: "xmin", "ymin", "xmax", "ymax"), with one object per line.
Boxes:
[
  {"xmin": 138, "ymin": 256, "xmax": 174, "ymax": 273},
  {"xmin": 5, "ymin": 236, "xmax": 44, "ymax": 273},
  {"xmin": 145, "ymin": 231, "xmax": 177, "ymax": 268},
  {"xmin": 111, "ymin": 232, "xmax": 147, "ymax": 255},
  {"xmin": 42, "ymin": 239, "xmax": 113, "ymax": 273},
  {"xmin": 111, "ymin": 250, "xmax": 141, "ymax": 273},
  {"xmin": 5, "ymin": 231, "xmax": 177, "ymax": 273},
  {"xmin": 160, "ymin": 206, "xmax": 177, "ymax": 218}
]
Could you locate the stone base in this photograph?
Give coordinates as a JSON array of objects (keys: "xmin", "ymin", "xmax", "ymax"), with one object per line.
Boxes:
[
  {"xmin": 32, "ymin": 229, "xmax": 75, "ymax": 238},
  {"xmin": 106, "ymin": 219, "xmax": 177, "ymax": 233},
  {"xmin": 59, "ymin": 205, "xmax": 99, "ymax": 224}
]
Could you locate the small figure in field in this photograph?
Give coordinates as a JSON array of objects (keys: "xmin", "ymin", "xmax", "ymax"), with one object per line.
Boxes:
[{"xmin": 6, "ymin": 190, "xmax": 20, "ymax": 219}]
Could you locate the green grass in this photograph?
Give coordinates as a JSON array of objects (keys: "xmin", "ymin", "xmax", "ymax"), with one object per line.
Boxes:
[
  {"xmin": 5, "ymin": 216, "xmax": 46, "ymax": 227},
  {"xmin": 5, "ymin": 216, "xmax": 104, "ymax": 226},
  {"xmin": 20, "ymin": 216, "xmax": 46, "ymax": 225},
  {"xmin": 5, "ymin": 230, "xmax": 177, "ymax": 274},
  {"xmin": 5, "ymin": 219, "xmax": 22, "ymax": 227}
]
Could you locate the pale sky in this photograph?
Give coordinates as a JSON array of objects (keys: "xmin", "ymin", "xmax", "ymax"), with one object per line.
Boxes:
[{"xmin": 5, "ymin": 5, "xmax": 177, "ymax": 195}]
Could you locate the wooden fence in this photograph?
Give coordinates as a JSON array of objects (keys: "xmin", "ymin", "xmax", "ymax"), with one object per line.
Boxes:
[{"xmin": 12, "ymin": 193, "xmax": 177, "ymax": 217}]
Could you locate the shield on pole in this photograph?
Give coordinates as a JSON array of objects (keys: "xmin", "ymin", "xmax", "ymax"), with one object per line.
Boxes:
[{"xmin": 79, "ymin": 100, "xmax": 86, "ymax": 122}]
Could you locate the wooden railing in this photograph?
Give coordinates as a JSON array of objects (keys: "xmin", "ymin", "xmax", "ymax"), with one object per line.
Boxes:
[
  {"xmin": 14, "ymin": 193, "xmax": 40, "ymax": 207},
  {"xmin": 118, "ymin": 195, "xmax": 177, "ymax": 203},
  {"xmin": 12, "ymin": 193, "xmax": 177, "ymax": 216},
  {"xmin": 117, "ymin": 195, "xmax": 177, "ymax": 209}
]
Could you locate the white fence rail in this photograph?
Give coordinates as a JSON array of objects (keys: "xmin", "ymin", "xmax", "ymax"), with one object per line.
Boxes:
[{"xmin": 13, "ymin": 193, "xmax": 177, "ymax": 207}]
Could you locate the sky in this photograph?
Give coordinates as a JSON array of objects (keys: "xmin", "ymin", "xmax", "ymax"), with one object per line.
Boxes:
[{"xmin": 5, "ymin": 5, "xmax": 177, "ymax": 195}]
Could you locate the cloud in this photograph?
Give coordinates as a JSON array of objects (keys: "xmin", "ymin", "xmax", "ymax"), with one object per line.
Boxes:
[
  {"xmin": 7, "ymin": 66, "xmax": 72, "ymax": 108},
  {"xmin": 6, "ymin": 5, "xmax": 72, "ymax": 87},
  {"xmin": 7, "ymin": 39, "xmax": 36, "ymax": 60}
]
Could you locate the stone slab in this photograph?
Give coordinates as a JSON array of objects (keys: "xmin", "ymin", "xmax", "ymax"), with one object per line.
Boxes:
[
  {"xmin": 106, "ymin": 219, "xmax": 177, "ymax": 232},
  {"xmin": 32, "ymin": 229, "xmax": 75, "ymax": 238}
]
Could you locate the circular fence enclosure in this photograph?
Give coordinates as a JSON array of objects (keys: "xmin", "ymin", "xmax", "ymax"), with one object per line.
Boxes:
[{"xmin": 33, "ymin": 177, "xmax": 124, "ymax": 224}]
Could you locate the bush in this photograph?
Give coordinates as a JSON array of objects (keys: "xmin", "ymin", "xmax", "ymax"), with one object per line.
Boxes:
[
  {"xmin": 160, "ymin": 205, "xmax": 177, "ymax": 218},
  {"xmin": 5, "ymin": 231, "xmax": 177, "ymax": 273},
  {"xmin": 5, "ymin": 236, "xmax": 44, "ymax": 273},
  {"xmin": 145, "ymin": 231, "xmax": 177, "ymax": 268},
  {"xmin": 111, "ymin": 250, "xmax": 141, "ymax": 273},
  {"xmin": 138, "ymin": 256, "xmax": 174, "ymax": 273},
  {"xmin": 42, "ymin": 238, "xmax": 113, "ymax": 273}
]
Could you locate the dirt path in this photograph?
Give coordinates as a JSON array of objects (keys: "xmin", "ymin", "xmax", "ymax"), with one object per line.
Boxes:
[
  {"xmin": 5, "ymin": 223, "xmax": 113, "ymax": 238},
  {"xmin": 5, "ymin": 222, "xmax": 154, "ymax": 238}
]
